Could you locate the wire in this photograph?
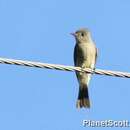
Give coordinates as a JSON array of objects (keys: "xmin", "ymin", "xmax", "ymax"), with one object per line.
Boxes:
[{"xmin": 0, "ymin": 57, "xmax": 130, "ymax": 78}]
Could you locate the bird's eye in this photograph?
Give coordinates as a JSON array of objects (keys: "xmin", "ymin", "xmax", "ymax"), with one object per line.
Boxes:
[{"xmin": 81, "ymin": 33, "xmax": 84, "ymax": 37}]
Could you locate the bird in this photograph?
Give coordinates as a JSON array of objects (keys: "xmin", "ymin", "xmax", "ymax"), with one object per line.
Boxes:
[{"xmin": 71, "ymin": 28, "xmax": 98, "ymax": 108}]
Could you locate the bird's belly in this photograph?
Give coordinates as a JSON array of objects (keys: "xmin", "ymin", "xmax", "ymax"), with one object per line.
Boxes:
[
  {"xmin": 83, "ymin": 58, "xmax": 95, "ymax": 68},
  {"xmin": 83, "ymin": 47, "xmax": 95, "ymax": 68}
]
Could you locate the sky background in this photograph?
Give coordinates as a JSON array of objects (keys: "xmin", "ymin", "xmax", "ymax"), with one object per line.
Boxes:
[{"xmin": 0, "ymin": 0, "xmax": 130, "ymax": 130}]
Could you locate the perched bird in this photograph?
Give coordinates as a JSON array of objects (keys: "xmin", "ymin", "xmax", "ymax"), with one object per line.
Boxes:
[{"xmin": 71, "ymin": 28, "xmax": 97, "ymax": 108}]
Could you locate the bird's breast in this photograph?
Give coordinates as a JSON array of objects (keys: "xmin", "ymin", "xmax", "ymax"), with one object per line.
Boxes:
[{"xmin": 78, "ymin": 43, "xmax": 96, "ymax": 68}]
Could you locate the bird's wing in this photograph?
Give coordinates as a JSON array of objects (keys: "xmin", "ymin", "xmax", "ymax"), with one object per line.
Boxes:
[
  {"xmin": 74, "ymin": 44, "xmax": 88, "ymax": 66},
  {"xmin": 95, "ymin": 47, "xmax": 98, "ymax": 63},
  {"xmin": 74, "ymin": 44, "xmax": 78, "ymax": 66}
]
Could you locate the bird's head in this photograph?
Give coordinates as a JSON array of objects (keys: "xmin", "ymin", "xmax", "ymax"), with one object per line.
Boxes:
[{"xmin": 71, "ymin": 28, "xmax": 91, "ymax": 43}]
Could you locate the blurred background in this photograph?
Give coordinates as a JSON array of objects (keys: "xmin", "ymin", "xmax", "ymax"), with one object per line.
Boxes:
[{"xmin": 0, "ymin": 0, "xmax": 130, "ymax": 129}]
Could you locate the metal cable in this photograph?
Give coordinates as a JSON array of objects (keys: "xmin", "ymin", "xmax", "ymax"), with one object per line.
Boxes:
[{"xmin": 0, "ymin": 57, "xmax": 130, "ymax": 78}]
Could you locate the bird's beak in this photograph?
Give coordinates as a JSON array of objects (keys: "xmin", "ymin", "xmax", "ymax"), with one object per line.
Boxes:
[{"xmin": 70, "ymin": 32, "xmax": 76, "ymax": 37}]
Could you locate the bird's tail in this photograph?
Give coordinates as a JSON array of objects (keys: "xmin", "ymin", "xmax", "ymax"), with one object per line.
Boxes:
[{"xmin": 76, "ymin": 85, "xmax": 90, "ymax": 108}]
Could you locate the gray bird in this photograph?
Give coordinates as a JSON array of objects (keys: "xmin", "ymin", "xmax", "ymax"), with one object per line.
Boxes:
[{"xmin": 71, "ymin": 28, "xmax": 97, "ymax": 108}]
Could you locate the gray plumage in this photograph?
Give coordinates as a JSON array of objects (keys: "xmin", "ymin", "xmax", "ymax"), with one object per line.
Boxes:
[{"xmin": 72, "ymin": 28, "xmax": 97, "ymax": 108}]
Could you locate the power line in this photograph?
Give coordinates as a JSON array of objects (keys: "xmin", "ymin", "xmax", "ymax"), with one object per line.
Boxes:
[{"xmin": 0, "ymin": 57, "xmax": 130, "ymax": 78}]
